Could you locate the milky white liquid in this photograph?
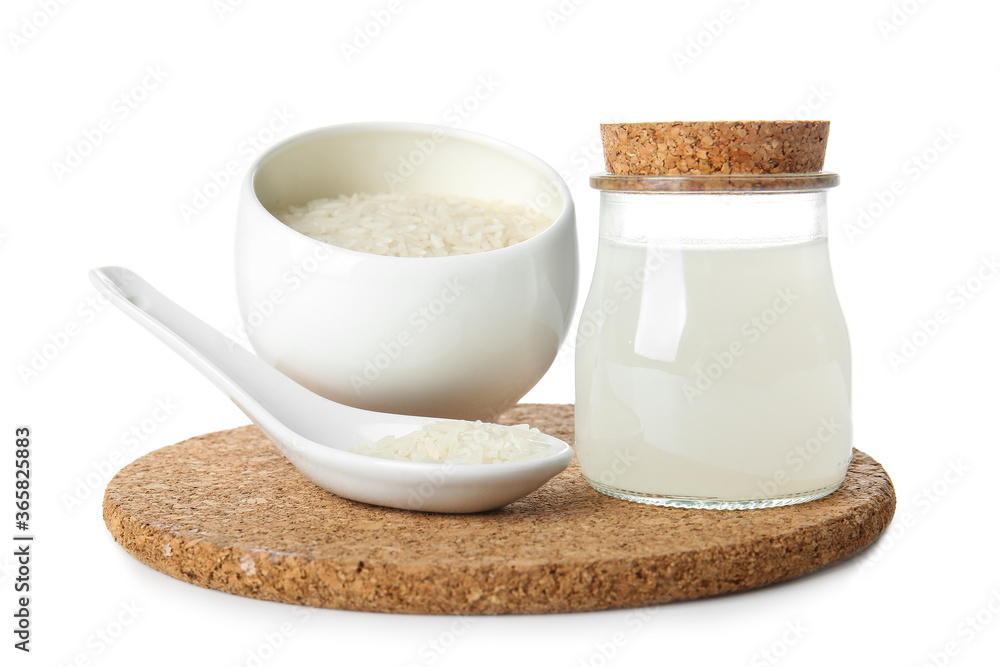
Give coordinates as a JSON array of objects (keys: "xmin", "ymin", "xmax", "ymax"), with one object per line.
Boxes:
[{"xmin": 575, "ymin": 238, "xmax": 853, "ymax": 506}]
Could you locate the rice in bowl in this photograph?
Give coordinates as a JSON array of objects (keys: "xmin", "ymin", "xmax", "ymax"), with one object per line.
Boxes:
[{"xmin": 277, "ymin": 191, "xmax": 554, "ymax": 257}]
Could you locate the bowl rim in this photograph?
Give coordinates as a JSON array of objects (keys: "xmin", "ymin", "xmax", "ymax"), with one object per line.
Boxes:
[{"xmin": 242, "ymin": 121, "xmax": 576, "ymax": 263}]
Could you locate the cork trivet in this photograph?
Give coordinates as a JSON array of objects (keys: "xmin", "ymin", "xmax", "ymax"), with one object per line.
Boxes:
[
  {"xmin": 104, "ymin": 404, "xmax": 895, "ymax": 615},
  {"xmin": 601, "ymin": 121, "xmax": 830, "ymax": 175}
]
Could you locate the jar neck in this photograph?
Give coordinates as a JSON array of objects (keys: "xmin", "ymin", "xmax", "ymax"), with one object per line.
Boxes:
[{"xmin": 597, "ymin": 190, "xmax": 830, "ymax": 247}]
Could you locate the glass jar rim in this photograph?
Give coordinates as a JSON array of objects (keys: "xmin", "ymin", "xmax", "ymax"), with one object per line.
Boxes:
[{"xmin": 590, "ymin": 172, "xmax": 839, "ymax": 192}]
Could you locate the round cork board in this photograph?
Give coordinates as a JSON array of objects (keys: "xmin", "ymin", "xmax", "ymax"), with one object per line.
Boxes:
[{"xmin": 103, "ymin": 404, "xmax": 895, "ymax": 615}]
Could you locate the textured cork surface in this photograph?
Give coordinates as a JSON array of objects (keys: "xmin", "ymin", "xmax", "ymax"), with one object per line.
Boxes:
[
  {"xmin": 104, "ymin": 404, "xmax": 895, "ymax": 615},
  {"xmin": 601, "ymin": 121, "xmax": 830, "ymax": 175}
]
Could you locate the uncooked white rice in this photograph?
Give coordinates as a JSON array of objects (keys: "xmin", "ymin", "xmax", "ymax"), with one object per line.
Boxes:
[
  {"xmin": 353, "ymin": 420, "xmax": 553, "ymax": 464},
  {"xmin": 277, "ymin": 191, "xmax": 552, "ymax": 257}
]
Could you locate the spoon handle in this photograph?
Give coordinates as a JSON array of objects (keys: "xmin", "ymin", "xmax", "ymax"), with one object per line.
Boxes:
[{"xmin": 89, "ymin": 267, "xmax": 357, "ymax": 440}]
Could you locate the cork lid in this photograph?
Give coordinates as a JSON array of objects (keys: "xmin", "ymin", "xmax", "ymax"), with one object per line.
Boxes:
[{"xmin": 601, "ymin": 121, "xmax": 829, "ymax": 176}]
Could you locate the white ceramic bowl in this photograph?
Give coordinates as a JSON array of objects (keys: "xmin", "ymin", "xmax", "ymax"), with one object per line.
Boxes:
[{"xmin": 236, "ymin": 122, "xmax": 577, "ymax": 421}]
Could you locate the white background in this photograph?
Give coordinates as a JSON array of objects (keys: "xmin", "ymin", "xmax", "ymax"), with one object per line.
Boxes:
[{"xmin": 4, "ymin": 0, "xmax": 999, "ymax": 665}]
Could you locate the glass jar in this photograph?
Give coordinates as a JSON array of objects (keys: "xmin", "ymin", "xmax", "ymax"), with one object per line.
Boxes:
[{"xmin": 575, "ymin": 173, "xmax": 853, "ymax": 509}]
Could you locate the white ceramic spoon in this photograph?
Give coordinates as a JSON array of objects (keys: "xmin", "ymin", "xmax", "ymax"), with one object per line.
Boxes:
[{"xmin": 90, "ymin": 267, "xmax": 573, "ymax": 513}]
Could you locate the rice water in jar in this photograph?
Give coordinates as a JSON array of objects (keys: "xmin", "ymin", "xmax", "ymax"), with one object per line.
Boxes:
[{"xmin": 575, "ymin": 121, "xmax": 853, "ymax": 509}]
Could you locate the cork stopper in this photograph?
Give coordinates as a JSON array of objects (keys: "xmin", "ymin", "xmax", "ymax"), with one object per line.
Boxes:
[{"xmin": 601, "ymin": 121, "xmax": 830, "ymax": 176}]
